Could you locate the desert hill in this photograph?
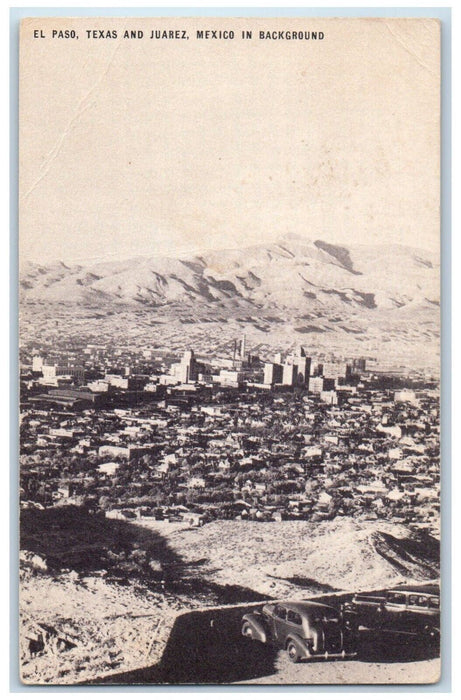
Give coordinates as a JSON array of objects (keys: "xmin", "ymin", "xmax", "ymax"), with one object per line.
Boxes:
[{"xmin": 20, "ymin": 235, "xmax": 439, "ymax": 311}]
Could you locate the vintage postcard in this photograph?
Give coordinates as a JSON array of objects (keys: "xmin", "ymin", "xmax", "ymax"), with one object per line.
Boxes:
[{"xmin": 18, "ymin": 16, "xmax": 441, "ymax": 685}]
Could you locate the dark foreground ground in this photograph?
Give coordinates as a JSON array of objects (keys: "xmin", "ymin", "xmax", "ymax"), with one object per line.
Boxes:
[{"xmin": 89, "ymin": 593, "xmax": 440, "ymax": 686}]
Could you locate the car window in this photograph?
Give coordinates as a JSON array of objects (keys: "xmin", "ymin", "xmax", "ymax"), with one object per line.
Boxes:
[
  {"xmin": 287, "ymin": 610, "xmax": 303, "ymax": 625},
  {"xmin": 428, "ymin": 596, "xmax": 440, "ymax": 609},
  {"xmin": 409, "ymin": 595, "xmax": 428, "ymax": 607},
  {"xmin": 387, "ymin": 592, "xmax": 406, "ymax": 605},
  {"xmin": 274, "ymin": 605, "xmax": 287, "ymax": 620}
]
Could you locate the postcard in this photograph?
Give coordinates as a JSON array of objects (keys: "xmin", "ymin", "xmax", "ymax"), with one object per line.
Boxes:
[{"xmin": 19, "ymin": 16, "xmax": 441, "ymax": 685}]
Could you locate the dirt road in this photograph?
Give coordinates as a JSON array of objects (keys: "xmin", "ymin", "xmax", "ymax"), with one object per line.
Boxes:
[{"xmin": 238, "ymin": 648, "xmax": 440, "ymax": 685}]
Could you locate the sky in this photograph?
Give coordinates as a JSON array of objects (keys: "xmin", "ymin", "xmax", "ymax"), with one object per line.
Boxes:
[{"xmin": 19, "ymin": 17, "xmax": 440, "ymax": 264}]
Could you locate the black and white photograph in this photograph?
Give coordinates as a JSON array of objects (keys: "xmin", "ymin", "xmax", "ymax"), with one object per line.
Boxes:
[{"xmin": 18, "ymin": 15, "xmax": 441, "ymax": 685}]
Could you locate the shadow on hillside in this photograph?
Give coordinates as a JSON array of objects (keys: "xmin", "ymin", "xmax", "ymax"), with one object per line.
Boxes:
[
  {"xmin": 21, "ymin": 506, "xmax": 184, "ymax": 580},
  {"xmin": 276, "ymin": 575, "xmax": 340, "ymax": 593},
  {"xmin": 371, "ymin": 531, "xmax": 440, "ymax": 579},
  {"xmin": 20, "ymin": 506, "xmax": 269, "ymax": 605}
]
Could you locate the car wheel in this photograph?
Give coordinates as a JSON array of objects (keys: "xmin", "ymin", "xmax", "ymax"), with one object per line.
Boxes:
[
  {"xmin": 241, "ymin": 622, "xmax": 253, "ymax": 639},
  {"xmin": 286, "ymin": 640, "xmax": 301, "ymax": 663}
]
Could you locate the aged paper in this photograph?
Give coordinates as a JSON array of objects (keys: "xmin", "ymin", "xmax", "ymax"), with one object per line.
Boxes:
[{"xmin": 19, "ymin": 17, "xmax": 440, "ymax": 685}]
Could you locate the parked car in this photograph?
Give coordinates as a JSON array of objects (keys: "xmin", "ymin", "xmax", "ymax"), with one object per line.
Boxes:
[
  {"xmin": 241, "ymin": 600, "xmax": 358, "ymax": 663},
  {"xmin": 343, "ymin": 583, "xmax": 440, "ymax": 643}
]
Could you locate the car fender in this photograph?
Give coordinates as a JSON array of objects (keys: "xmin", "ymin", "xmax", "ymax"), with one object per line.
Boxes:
[
  {"xmin": 242, "ymin": 613, "xmax": 268, "ymax": 643},
  {"xmin": 309, "ymin": 623, "xmax": 325, "ymax": 653},
  {"xmin": 285, "ymin": 632, "xmax": 311, "ymax": 658}
]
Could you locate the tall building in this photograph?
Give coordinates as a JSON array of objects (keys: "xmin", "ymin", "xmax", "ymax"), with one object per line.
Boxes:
[
  {"xmin": 176, "ymin": 350, "xmax": 198, "ymax": 384},
  {"xmin": 264, "ymin": 362, "xmax": 283, "ymax": 386},
  {"xmin": 231, "ymin": 334, "xmax": 249, "ymax": 370},
  {"xmin": 240, "ymin": 334, "xmax": 246, "ymax": 361},
  {"xmin": 282, "ymin": 363, "xmax": 297, "ymax": 386},
  {"xmin": 292, "ymin": 346, "xmax": 311, "ymax": 386},
  {"xmin": 311, "ymin": 362, "xmax": 323, "ymax": 377},
  {"xmin": 282, "ymin": 346, "xmax": 311, "ymax": 386}
]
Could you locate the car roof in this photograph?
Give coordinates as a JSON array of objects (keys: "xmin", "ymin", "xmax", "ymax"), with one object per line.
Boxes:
[
  {"xmin": 390, "ymin": 583, "xmax": 439, "ymax": 596},
  {"xmin": 272, "ymin": 600, "xmax": 338, "ymax": 615}
]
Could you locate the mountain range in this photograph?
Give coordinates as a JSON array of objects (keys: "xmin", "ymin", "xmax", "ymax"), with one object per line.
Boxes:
[
  {"xmin": 20, "ymin": 234, "xmax": 439, "ymax": 311},
  {"xmin": 19, "ymin": 235, "xmax": 440, "ymax": 368}
]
